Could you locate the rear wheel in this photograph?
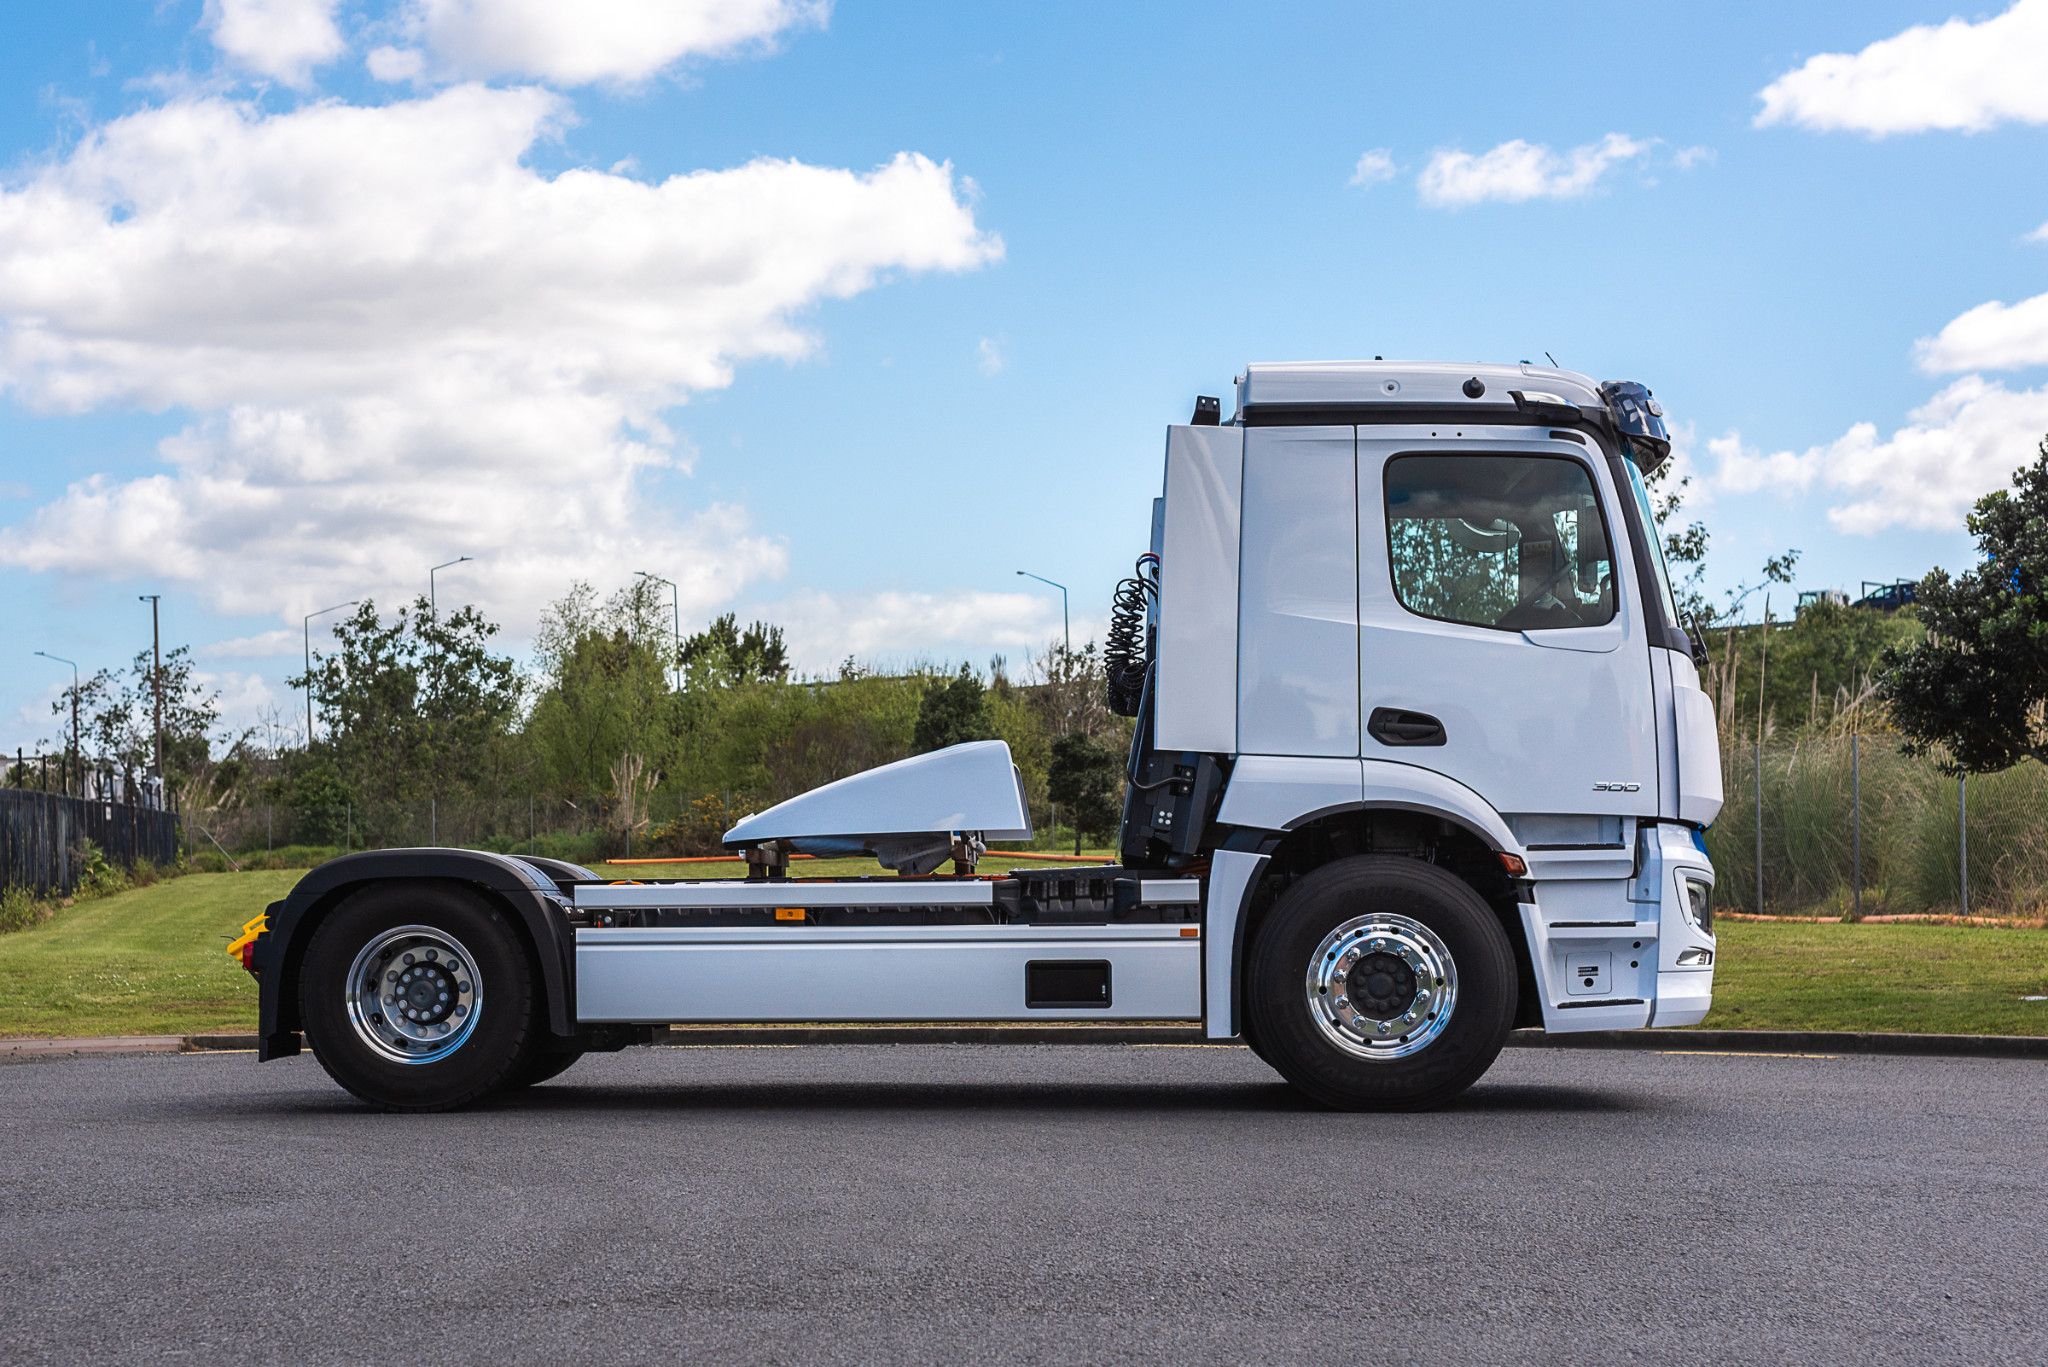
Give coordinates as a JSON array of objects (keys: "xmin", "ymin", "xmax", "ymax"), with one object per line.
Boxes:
[
  {"xmin": 1245, "ymin": 856, "xmax": 1516, "ymax": 1110},
  {"xmin": 299, "ymin": 883, "xmax": 541, "ymax": 1111}
]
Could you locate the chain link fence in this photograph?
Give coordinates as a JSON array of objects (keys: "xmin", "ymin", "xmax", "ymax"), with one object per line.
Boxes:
[
  {"xmin": 1707, "ymin": 738, "xmax": 2048, "ymax": 917},
  {"xmin": 141, "ymin": 740, "xmax": 2048, "ymax": 918}
]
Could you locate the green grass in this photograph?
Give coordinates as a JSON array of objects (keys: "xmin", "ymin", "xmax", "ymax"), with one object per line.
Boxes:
[
  {"xmin": 0, "ymin": 871, "xmax": 297, "ymax": 1037},
  {"xmin": 3, "ymin": 864, "xmax": 2043, "ymax": 1039},
  {"xmin": 1707, "ymin": 919, "xmax": 2048, "ymax": 1036}
]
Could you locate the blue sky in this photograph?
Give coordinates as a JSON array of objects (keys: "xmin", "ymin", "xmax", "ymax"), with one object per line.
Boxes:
[{"xmin": 4, "ymin": 0, "xmax": 2048, "ymax": 755}]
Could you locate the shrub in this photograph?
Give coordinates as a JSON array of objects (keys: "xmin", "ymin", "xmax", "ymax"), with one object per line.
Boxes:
[
  {"xmin": 648, "ymin": 794, "xmax": 747, "ymax": 856},
  {"xmin": 0, "ymin": 885, "xmax": 47, "ymax": 934}
]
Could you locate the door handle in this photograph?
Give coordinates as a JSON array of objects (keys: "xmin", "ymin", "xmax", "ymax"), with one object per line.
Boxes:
[{"xmin": 1368, "ymin": 708, "xmax": 1446, "ymax": 747}]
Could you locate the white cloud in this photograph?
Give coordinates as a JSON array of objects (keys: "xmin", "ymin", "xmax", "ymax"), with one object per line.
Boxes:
[
  {"xmin": 366, "ymin": 44, "xmax": 426, "ymax": 83},
  {"xmin": 1348, "ymin": 148, "xmax": 1395, "ymax": 187},
  {"xmin": 1701, "ymin": 377, "xmax": 2048, "ymax": 533},
  {"xmin": 204, "ymin": 0, "xmax": 347, "ymax": 88},
  {"xmin": 1915, "ymin": 290, "xmax": 2048, "ymax": 372},
  {"xmin": 1673, "ymin": 145, "xmax": 1716, "ymax": 170},
  {"xmin": 976, "ymin": 337, "xmax": 1004, "ymax": 376},
  {"xmin": 1417, "ymin": 133, "xmax": 1649, "ymax": 207},
  {"xmin": 763, "ymin": 589, "xmax": 1058, "ymax": 672},
  {"xmin": 1755, "ymin": 0, "xmax": 2048, "ymax": 135},
  {"xmin": 0, "ymin": 85, "xmax": 1001, "ymax": 634},
  {"xmin": 1703, "ymin": 431, "xmax": 1821, "ymax": 497},
  {"xmin": 402, "ymin": 0, "xmax": 828, "ymax": 87},
  {"xmin": 200, "ymin": 628, "xmax": 303, "ymax": 659}
]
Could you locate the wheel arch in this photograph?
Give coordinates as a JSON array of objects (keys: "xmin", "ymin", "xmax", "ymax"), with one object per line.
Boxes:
[
  {"xmin": 254, "ymin": 850, "xmax": 582, "ymax": 1060},
  {"xmin": 1213, "ymin": 801, "xmax": 1540, "ymax": 1038}
]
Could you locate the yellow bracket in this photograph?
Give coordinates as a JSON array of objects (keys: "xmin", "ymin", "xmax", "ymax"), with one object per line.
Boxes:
[{"xmin": 226, "ymin": 912, "xmax": 269, "ymax": 967}]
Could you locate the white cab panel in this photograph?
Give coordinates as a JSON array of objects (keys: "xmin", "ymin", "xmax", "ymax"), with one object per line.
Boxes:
[
  {"xmin": 1355, "ymin": 428, "xmax": 1659, "ymax": 820},
  {"xmin": 1155, "ymin": 424, "xmax": 1244, "ymax": 755},
  {"xmin": 1359, "ymin": 758, "xmax": 1524, "ymax": 857},
  {"xmin": 1215, "ymin": 755, "xmax": 1365, "ymax": 831},
  {"xmin": 1237, "ymin": 426, "xmax": 1360, "ymax": 757},
  {"xmin": 575, "ymin": 924, "xmax": 1202, "ymax": 1023}
]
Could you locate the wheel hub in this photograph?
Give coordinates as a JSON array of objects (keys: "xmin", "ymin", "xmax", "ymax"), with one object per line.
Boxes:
[
  {"xmin": 344, "ymin": 926, "xmax": 482, "ymax": 1065},
  {"xmin": 1305, "ymin": 913, "xmax": 1458, "ymax": 1061},
  {"xmin": 1348, "ymin": 951, "xmax": 1418, "ymax": 1019}
]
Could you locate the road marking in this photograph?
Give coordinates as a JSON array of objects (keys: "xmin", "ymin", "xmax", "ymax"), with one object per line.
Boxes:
[{"xmin": 1656, "ymin": 1049, "xmax": 1840, "ymax": 1060}]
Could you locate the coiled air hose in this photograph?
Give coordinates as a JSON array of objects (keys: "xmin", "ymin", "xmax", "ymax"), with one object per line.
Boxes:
[{"xmin": 1103, "ymin": 552, "xmax": 1158, "ymax": 717}]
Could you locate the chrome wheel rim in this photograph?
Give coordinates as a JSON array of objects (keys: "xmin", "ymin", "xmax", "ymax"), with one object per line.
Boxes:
[
  {"xmin": 344, "ymin": 925, "xmax": 482, "ymax": 1065},
  {"xmin": 1305, "ymin": 913, "xmax": 1457, "ymax": 1061}
]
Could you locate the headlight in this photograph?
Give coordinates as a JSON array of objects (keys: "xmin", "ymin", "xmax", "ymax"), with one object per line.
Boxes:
[{"xmin": 1679, "ymin": 873, "xmax": 1713, "ymax": 934}]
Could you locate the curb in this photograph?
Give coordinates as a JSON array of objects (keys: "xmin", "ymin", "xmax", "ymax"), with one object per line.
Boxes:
[
  {"xmin": 4, "ymin": 1027, "xmax": 2044, "ymax": 1060},
  {"xmin": 1507, "ymin": 1028, "xmax": 2048, "ymax": 1059}
]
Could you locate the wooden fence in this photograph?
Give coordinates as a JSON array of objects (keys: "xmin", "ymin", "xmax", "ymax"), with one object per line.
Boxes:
[{"xmin": 0, "ymin": 789, "xmax": 181, "ymax": 897}]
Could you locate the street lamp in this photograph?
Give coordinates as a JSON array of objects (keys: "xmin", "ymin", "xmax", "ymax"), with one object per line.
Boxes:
[
  {"xmin": 1015, "ymin": 569, "xmax": 1070, "ymax": 655},
  {"xmin": 429, "ymin": 556, "xmax": 473, "ymax": 617},
  {"xmin": 138, "ymin": 594, "xmax": 162, "ymax": 784},
  {"xmin": 33, "ymin": 650, "xmax": 78, "ymax": 797},
  {"xmin": 635, "ymin": 571, "xmax": 682, "ymax": 692},
  {"xmin": 303, "ymin": 600, "xmax": 361, "ymax": 745}
]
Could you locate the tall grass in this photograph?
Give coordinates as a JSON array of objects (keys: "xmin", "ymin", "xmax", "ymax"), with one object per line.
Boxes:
[{"xmin": 1708, "ymin": 738, "xmax": 2048, "ymax": 916}]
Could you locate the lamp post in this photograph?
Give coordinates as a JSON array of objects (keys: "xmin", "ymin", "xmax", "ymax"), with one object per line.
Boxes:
[
  {"xmin": 1015, "ymin": 570, "xmax": 1070, "ymax": 655},
  {"xmin": 34, "ymin": 651, "xmax": 78, "ymax": 797},
  {"xmin": 636, "ymin": 571, "xmax": 682, "ymax": 692},
  {"xmin": 429, "ymin": 556, "xmax": 473, "ymax": 617},
  {"xmin": 138, "ymin": 594, "xmax": 163, "ymax": 784},
  {"xmin": 303, "ymin": 600, "xmax": 361, "ymax": 745}
]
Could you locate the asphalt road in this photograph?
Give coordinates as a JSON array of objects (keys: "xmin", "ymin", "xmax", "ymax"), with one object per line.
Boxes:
[{"xmin": 2, "ymin": 1044, "xmax": 2044, "ymax": 1365}]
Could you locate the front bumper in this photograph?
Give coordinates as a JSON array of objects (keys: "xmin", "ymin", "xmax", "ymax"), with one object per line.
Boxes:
[{"xmin": 1519, "ymin": 823, "xmax": 1716, "ymax": 1033}]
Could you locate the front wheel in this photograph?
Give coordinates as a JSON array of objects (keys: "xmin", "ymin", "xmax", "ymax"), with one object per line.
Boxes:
[
  {"xmin": 1244, "ymin": 857, "xmax": 1517, "ymax": 1110},
  {"xmin": 299, "ymin": 883, "xmax": 542, "ymax": 1111}
]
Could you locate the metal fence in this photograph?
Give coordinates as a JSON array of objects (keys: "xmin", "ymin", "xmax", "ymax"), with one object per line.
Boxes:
[
  {"xmin": 164, "ymin": 739, "xmax": 2048, "ymax": 918},
  {"xmin": 0, "ymin": 788, "xmax": 182, "ymax": 896},
  {"xmin": 1708, "ymin": 738, "xmax": 2048, "ymax": 917}
]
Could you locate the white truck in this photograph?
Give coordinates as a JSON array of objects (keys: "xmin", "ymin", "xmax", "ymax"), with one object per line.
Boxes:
[{"xmin": 234, "ymin": 360, "xmax": 1723, "ymax": 1111}]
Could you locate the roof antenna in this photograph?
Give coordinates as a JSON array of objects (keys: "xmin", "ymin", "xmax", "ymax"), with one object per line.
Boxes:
[{"xmin": 1544, "ymin": 351, "xmax": 1559, "ymax": 367}]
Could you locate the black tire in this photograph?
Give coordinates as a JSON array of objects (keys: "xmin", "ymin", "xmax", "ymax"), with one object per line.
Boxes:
[
  {"xmin": 506, "ymin": 1045, "xmax": 585, "ymax": 1090},
  {"xmin": 1244, "ymin": 856, "xmax": 1517, "ymax": 1111},
  {"xmin": 299, "ymin": 882, "xmax": 542, "ymax": 1111}
]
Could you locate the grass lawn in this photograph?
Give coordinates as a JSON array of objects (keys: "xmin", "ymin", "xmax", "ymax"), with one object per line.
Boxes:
[
  {"xmin": 3, "ymin": 865, "xmax": 2044, "ymax": 1038},
  {"xmin": 1706, "ymin": 919, "xmax": 2048, "ymax": 1035}
]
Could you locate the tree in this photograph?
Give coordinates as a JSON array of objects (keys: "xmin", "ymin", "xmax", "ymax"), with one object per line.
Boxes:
[
  {"xmin": 51, "ymin": 645, "xmax": 220, "ymax": 796},
  {"xmin": 681, "ymin": 613, "xmax": 789, "ymax": 690},
  {"xmin": 1644, "ymin": 458, "xmax": 1800, "ymax": 629},
  {"xmin": 292, "ymin": 597, "xmax": 521, "ymax": 806},
  {"xmin": 1047, "ymin": 731, "xmax": 1122, "ymax": 849},
  {"xmin": 912, "ymin": 664, "xmax": 993, "ymax": 753},
  {"xmin": 526, "ymin": 581, "xmax": 678, "ymax": 796},
  {"xmin": 1878, "ymin": 438, "xmax": 2048, "ymax": 773}
]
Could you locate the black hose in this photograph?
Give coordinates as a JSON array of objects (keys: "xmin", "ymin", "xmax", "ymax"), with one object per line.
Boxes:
[{"xmin": 1103, "ymin": 553, "xmax": 1158, "ymax": 717}]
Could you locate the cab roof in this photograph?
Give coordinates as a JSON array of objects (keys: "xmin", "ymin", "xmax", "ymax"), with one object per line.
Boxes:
[{"xmin": 1234, "ymin": 360, "xmax": 1603, "ymax": 417}]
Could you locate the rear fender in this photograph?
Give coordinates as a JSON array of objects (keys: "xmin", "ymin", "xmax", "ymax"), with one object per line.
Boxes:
[{"xmin": 253, "ymin": 849, "xmax": 583, "ymax": 1060}]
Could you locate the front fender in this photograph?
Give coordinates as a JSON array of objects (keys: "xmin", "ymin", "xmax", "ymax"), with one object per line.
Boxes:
[{"xmin": 253, "ymin": 848, "xmax": 582, "ymax": 1060}]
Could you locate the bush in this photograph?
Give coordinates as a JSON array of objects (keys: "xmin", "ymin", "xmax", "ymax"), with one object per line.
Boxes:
[
  {"xmin": 1, "ymin": 885, "xmax": 47, "ymax": 934},
  {"xmin": 648, "ymin": 794, "xmax": 747, "ymax": 856}
]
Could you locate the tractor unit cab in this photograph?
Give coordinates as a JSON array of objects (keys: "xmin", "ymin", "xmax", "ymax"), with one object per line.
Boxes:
[
  {"xmin": 1112, "ymin": 359, "xmax": 1721, "ymax": 1044},
  {"xmin": 244, "ymin": 359, "xmax": 1721, "ymax": 1115}
]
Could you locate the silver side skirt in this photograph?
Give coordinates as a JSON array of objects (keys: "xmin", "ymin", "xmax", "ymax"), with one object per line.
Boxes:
[{"xmin": 574, "ymin": 923, "xmax": 1202, "ymax": 1024}]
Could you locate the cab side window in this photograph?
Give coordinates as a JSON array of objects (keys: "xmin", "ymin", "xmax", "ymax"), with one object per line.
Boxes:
[{"xmin": 1384, "ymin": 454, "xmax": 1615, "ymax": 631}]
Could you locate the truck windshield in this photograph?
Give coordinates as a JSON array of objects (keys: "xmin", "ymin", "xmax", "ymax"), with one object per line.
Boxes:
[{"xmin": 1622, "ymin": 458, "xmax": 1683, "ymax": 626}]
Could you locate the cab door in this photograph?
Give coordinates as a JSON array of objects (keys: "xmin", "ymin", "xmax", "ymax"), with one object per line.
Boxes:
[{"xmin": 1355, "ymin": 429, "xmax": 1658, "ymax": 820}]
